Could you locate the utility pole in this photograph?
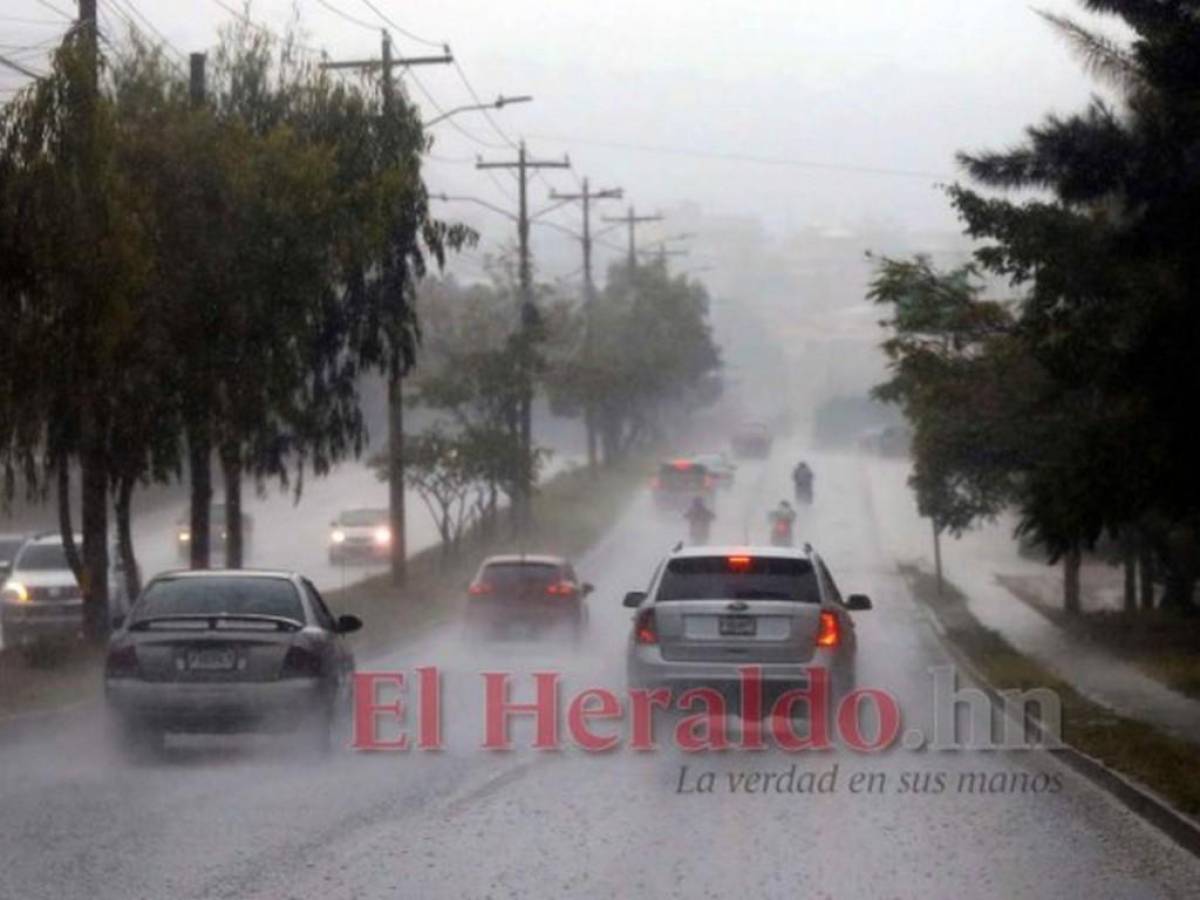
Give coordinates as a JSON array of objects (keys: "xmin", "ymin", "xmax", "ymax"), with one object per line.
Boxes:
[
  {"xmin": 549, "ymin": 179, "xmax": 622, "ymax": 470},
  {"xmin": 476, "ymin": 141, "xmax": 570, "ymax": 527},
  {"xmin": 321, "ymin": 33, "xmax": 452, "ymax": 586},
  {"xmin": 602, "ymin": 206, "xmax": 663, "ymax": 270}
]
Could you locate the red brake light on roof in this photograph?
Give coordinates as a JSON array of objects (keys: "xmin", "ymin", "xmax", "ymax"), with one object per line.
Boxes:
[
  {"xmin": 671, "ymin": 459, "xmax": 693, "ymax": 471},
  {"xmin": 816, "ymin": 610, "xmax": 840, "ymax": 648},
  {"xmin": 634, "ymin": 608, "xmax": 658, "ymax": 645},
  {"xmin": 727, "ymin": 555, "xmax": 751, "ymax": 571},
  {"xmin": 468, "ymin": 582, "xmax": 493, "ymax": 597}
]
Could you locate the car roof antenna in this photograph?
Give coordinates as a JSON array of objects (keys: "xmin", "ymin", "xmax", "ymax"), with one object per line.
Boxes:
[{"xmin": 672, "ymin": 541, "xmax": 683, "ymax": 553}]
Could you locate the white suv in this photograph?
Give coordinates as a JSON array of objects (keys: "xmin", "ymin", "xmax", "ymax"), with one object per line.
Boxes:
[{"xmin": 1, "ymin": 534, "xmax": 130, "ymax": 653}]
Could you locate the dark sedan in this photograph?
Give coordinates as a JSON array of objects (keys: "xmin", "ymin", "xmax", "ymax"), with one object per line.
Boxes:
[{"xmin": 105, "ymin": 569, "xmax": 361, "ymax": 758}]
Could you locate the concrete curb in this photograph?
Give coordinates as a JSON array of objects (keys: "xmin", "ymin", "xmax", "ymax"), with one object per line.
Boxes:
[{"xmin": 911, "ymin": 574, "xmax": 1200, "ymax": 861}]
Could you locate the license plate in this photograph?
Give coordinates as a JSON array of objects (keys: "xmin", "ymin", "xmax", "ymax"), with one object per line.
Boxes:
[
  {"xmin": 719, "ymin": 616, "xmax": 757, "ymax": 637},
  {"xmin": 186, "ymin": 648, "xmax": 237, "ymax": 671}
]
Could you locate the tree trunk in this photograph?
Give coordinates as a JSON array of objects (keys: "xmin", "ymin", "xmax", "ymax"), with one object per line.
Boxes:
[
  {"xmin": 1122, "ymin": 527, "xmax": 1137, "ymax": 615},
  {"xmin": 932, "ymin": 520, "xmax": 944, "ymax": 598},
  {"xmin": 187, "ymin": 421, "xmax": 212, "ymax": 569},
  {"xmin": 1063, "ymin": 545, "xmax": 1082, "ymax": 615},
  {"xmin": 57, "ymin": 460, "xmax": 83, "ymax": 584},
  {"xmin": 585, "ymin": 404, "xmax": 597, "ymax": 472},
  {"xmin": 114, "ymin": 474, "xmax": 141, "ymax": 601},
  {"xmin": 387, "ymin": 373, "xmax": 407, "ymax": 585},
  {"xmin": 80, "ymin": 442, "xmax": 110, "ymax": 641},
  {"xmin": 1139, "ymin": 539, "xmax": 1155, "ymax": 611},
  {"xmin": 221, "ymin": 442, "xmax": 243, "ymax": 569}
]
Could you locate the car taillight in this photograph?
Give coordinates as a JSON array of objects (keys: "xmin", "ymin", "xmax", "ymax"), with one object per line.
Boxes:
[
  {"xmin": 280, "ymin": 645, "xmax": 324, "ymax": 678},
  {"xmin": 816, "ymin": 610, "xmax": 840, "ymax": 648},
  {"xmin": 105, "ymin": 644, "xmax": 139, "ymax": 678},
  {"xmin": 634, "ymin": 609, "xmax": 658, "ymax": 645},
  {"xmin": 545, "ymin": 581, "xmax": 577, "ymax": 597},
  {"xmin": 468, "ymin": 582, "xmax": 493, "ymax": 597}
]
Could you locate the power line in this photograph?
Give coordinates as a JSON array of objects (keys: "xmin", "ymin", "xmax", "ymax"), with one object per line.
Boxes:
[
  {"xmin": 106, "ymin": 0, "xmax": 187, "ymax": 63},
  {"xmin": 356, "ymin": 0, "xmax": 444, "ymax": 50},
  {"xmin": 31, "ymin": 0, "xmax": 73, "ymax": 20},
  {"xmin": 525, "ymin": 132, "xmax": 951, "ymax": 180},
  {"xmin": 312, "ymin": 0, "xmax": 377, "ymax": 32}
]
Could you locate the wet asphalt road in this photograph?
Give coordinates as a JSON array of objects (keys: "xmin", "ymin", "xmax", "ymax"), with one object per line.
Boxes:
[{"xmin": 0, "ymin": 441, "xmax": 1198, "ymax": 899}]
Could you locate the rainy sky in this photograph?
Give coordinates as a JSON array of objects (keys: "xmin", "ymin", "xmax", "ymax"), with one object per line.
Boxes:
[{"xmin": 2, "ymin": 0, "xmax": 1118, "ymax": 272}]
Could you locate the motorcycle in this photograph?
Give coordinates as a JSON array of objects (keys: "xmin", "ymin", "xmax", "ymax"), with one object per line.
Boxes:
[
  {"xmin": 793, "ymin": 479, "xmax": 813, "ymax": 504},
  {"xmin": 769, "ymin": 517, "xmax": 794, "ymax": 547}
]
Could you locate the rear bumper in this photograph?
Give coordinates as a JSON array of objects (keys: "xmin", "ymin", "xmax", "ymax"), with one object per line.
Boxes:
[
  {"xmin": 330, "ymin": 542, "xmax": 388, "ymax": 562},
  {"xmin": 627, "ymin": 644, "xmax": 836, "ymax": 690},
  {"xmin": 106, "ymin": 677, "xmax": 328, "ymax": 732},
  {"xmin": 1, "ymin": 603, "xmax": 83, "ymax": 644}
]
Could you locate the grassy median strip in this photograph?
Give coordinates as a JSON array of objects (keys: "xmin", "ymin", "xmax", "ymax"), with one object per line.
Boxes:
[
  {"xmin": 995, "ymin": 574, "xmax": 1200, "ymax": 703},
  {"xmin": 326, "ymin": 454, "xmax": 653, "ymax": 657},
  {"xmin": 902, "ymin": 565, "xmax": 1200, "ymax": 818}
]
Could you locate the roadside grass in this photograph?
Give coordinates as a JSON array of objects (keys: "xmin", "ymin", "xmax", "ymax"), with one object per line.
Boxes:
[
  {"xmin": 326, "ymin": 454, "xmax": 653, "ymax": 657},
  {"xmin": 997, "ymin": 574, "xmax": 1200, "ymax": 702},
  {"xmin": 0, "ymin": 643, "xmax": 104, "ymax": 720},
  {"xmin": 903, "ymin": 565, "xmax": 1200, "ymax": 817}
]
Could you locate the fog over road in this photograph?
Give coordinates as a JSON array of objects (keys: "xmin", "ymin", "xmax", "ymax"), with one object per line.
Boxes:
[{"xmin": 0, "ymin": 439, "xmax": 1196, "ymax": 899}]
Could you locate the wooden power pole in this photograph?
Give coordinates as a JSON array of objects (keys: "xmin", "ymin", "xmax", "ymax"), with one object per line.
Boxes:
[
  {"xmin": 322, "ymin": 33, "xmax": 452, "ymax": 585},
  {"xmin": 549, "ymin": 179, "xmax": 622, "ymax": 470},
  {"xmin": 476, "ymin": 141, "xmax": 570, "ymax": 527}
]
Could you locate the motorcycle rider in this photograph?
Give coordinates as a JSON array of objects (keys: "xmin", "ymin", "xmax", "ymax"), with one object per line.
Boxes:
[
  {"xmin": 792, "ymin": 461, "xmax": 814, "ymax": 502},
  {"xmin": 684, "ymin": 496, "xmax": 716, "ymax": 545},
  {"xmin": 768, "ymin": 499, "xmax": 797, "ymax": 546}
]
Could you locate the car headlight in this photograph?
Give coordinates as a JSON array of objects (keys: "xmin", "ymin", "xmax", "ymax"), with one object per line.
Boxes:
[
  {"xmin": 331, "ymin": 529, "xmax": 346, "ymax": 544},
  {"xmin": 178, "ymin": 530, "xmax": 191, "ymax": 543},
  {"xmin": 372, "ymin": 526, "xmax": 392, "ymax": 546},
  {"xmin": 2, "ymin": 581, "xmax": 28, "ymax": 604}
]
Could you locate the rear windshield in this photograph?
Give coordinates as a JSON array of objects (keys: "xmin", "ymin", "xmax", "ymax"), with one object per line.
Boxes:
[
  {"xmin": 659, "ymin": 464, "xmax": 708, "ymax": 490},
  {"xmin": 134, "ymin": 576, "xmax": 304, "ymax": 622},
  {"xmin": 656, "ymin": 556, "xmax": 820, "ymax": 603},
  {"xmin": 339, "ymin": 509, "xmax": 387, "ymax": 526},
  {"xmin": 481, "ymin": 562, "xmax": 559, "ymax": 591},
  {"xmin": 14, "ymin": 543, "xmax": 71, "ymax": 571}
]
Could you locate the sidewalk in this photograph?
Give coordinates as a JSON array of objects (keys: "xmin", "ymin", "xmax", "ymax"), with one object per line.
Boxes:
[{"xmin": 861, "ymin": 455, "xmax": 1200, "ymax": 747}]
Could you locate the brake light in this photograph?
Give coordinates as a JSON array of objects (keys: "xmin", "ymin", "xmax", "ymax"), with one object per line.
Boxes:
[
  {"xmin": 634, "ymin": 608, "xmax": 658, "ymax": 645},
  {"xmin": 280, "ymin": 645, "xmax": 324, "ymax": 678},
  {"xmin": 105, "ymin": 644, "xmax": 139, "ymax": 678},
  {"xmin": 728, "ymin": 555, "xmax": 751, "ymax": 571},
  {"xmin": 816, "ymin": 610, "xmax": 840, "ymax": 648},
  {"xmin": 468, "ymin": 582, "xmax": 493, "ymax": 597},
  {"xmin": 546, "ymin": 581, "xmax": 577, "ymax": 597},
  {"xmin": 671, "ymin": 459, "xmax": 693, "ymax": 471}
]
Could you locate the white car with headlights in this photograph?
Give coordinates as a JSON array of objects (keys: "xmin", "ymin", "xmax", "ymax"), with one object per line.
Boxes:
[
  {"xmin": 329, "ymin": 508, "xmax": 391, "ymax": 564},
  {"xmin": 176, "ymin": 503, "xmax": 254, "ymax": 562},
  {"xmin": 1, "ymin": 533, "xmax": 130, "ymax": 655},
  {"xmin": 624, "ymin": 544, "xmax": 871, "ymax": 699}
]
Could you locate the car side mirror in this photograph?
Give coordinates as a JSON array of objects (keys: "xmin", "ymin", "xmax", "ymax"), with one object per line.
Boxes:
[
  {"xmin": 581, "ymin": 582, "xmax": 595, "ymax": 597},
  {"xmin": 336, "ymin": 614, "xmax": 363, "ymax": 634},
  {"xmin": 846, "ymin": 594, "xmax": 872, "ymax": 611},
  {"xmin": 623, "ymin": 590, "xmax": 647, "ymax": 609}
]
